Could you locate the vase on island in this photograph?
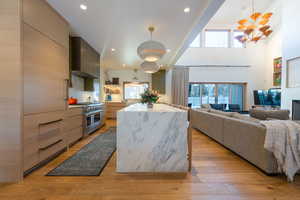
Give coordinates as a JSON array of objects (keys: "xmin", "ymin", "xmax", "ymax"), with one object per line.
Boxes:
[
  {"xmin": 147, "ymin": 102, "xmax": 154, "ymax": 108},
  {"xmin": 140, "ymin": 89, "xmax": 159, "ymax": 108}
]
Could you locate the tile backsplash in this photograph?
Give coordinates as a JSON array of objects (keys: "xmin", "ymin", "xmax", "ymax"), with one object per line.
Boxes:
[{"xmin": 69, "ymin": 75, "xmax": 99, "ymax": 102}]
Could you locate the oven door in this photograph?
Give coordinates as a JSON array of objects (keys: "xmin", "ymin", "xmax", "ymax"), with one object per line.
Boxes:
[
  {"xmin": 85, "ymin": 111, "xmax": 102, "ymax": 135},
  {"xmin": 86, "ymin": 114, "xmax": 94, "ymax": 128},
  {"xmin": 93, "ymin": 112, "xmax": 101, "ymax": 124}
]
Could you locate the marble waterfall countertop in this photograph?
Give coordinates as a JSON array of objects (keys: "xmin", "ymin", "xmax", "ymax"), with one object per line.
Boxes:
[
  {"xmin": 117, "ymin": 103, "xmax": 189, "ymax": 173},
  {"xmin": 119, "ymin": 103, "xmax": 187, "ymax": 112}
]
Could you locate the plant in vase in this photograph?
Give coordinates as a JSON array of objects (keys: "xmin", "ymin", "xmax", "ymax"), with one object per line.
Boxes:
[{"xmin": 140, "ymin": 89, "xmax": 159, "ymax": 108}]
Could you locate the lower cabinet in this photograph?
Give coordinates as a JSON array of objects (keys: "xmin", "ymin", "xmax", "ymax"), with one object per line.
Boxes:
[
  {"xmin": 23, "ymin": 111, "xmax": 66, "ymax": 172},
  {"xmin": 23, "ymin": 108, "xmax": 84, "ymax": 173},
  {"xmin": 105, "ymin": 102, "xmax": 127, "ymax": 119},
  {"xmin": 63, "ymin": 107, "xmax": 84, "ymax": 146}
]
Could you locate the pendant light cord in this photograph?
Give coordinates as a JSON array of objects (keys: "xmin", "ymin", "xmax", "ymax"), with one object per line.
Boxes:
[{"xmin": 148, "ymin": 26, "xmax": 155, "ymax": 41}]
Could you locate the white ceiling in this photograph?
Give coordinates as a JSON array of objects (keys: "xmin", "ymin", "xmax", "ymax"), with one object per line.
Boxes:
[
  {"xmin": 208, "ymin": 0, "xmax": 275, "ymax": 26},
  {"xmin": 46, "ymin": 0, "xmax": 223, "ymax": 69}
]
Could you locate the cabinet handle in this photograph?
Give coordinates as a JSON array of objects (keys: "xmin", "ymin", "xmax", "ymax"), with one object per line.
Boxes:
[
  {"xmin": 39, "ymin": 119, "xmax": 63, "ymax": 126},
  {"xmin": 39, "ymin": 139, "xmax": 63, "ymax": 151},
  {"xmin": 64, "ymin": 79, "xmax": 69, "ymax": 101}
]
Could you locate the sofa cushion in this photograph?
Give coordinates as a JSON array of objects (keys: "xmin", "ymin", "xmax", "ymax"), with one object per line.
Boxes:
[
  {"xmin": 249, "ymin": 109, "xmax": 290, "ymax": 120},
  {"xmin": 232, "ymin": 113, "xmax": 261, "ymax": 124},
  {"xmin": 209, "ymin": 109, "xmax": 234, "ymax": 117},
  {"xmin": 201, "ymin": 104, "xmax": 211, "ymax": 109}
]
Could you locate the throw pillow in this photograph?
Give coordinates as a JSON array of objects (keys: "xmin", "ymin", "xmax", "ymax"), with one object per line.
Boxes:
[
  {"xmin": 201, "ymin": 104, "xmax": 211, "ymax": 109},
  {"xmin": 232, "ymin": 113, "xmax": 261, "ymax": 123},
  {"xmin": 249, "ymin": 109, "xmax": 290, "ymax": 120},
  {"xmin": 210, "ymin": 109, "xmax": 234, "ymax": 117}
]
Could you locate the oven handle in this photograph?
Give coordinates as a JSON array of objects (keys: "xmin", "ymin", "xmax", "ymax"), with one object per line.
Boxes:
[{"xmin": 85, "ymin": 110, "xmax": 104, "ymax": 116}]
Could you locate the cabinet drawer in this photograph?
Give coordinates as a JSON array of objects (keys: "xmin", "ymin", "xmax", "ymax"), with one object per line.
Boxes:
[
  {"xmin": 39, "ymin": 139, "xmax": 65, "ymax": 162},
  {"xmin": 23, "ymin": 111, "xmax": 65, "ymax": 172},
  {"xmin": 63, "ymin": 115, "xmax": 83, "ymax": 131},
  {"xmin": 65, "ymin": 107, "xmax": 83, "ymax": 118},
  {"xmin": 65, "ymin": 127, "xmax": 83, "ymax": 145},
  {"xmin": 23, "ymin": 136, "xmax": 39, "ymax": 171},
  {"xmin": 39, "ymin": 119, "xmax": 63, "ymax": 150}
]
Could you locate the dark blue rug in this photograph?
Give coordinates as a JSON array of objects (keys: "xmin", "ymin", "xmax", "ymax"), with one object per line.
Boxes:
[{"xmin": 46, "ymin": 128, "xmax": 116, "ymax": 176}]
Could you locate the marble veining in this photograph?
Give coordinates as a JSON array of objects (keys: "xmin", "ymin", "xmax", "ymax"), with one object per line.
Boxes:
[{"xmin": 117, "ymin": 103, "xmax": 188, "ymax": 173}]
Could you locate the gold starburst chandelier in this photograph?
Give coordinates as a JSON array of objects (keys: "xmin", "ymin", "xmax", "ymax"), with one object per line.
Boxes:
[{"xmin": 236, "ymin": 0, "xmax": 273, "ymax": 44}]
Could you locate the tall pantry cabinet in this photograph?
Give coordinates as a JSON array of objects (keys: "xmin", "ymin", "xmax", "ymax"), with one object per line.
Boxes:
[
  {"xmin": 22, "ymin": 0, "xmax": 70, "ymax": 173},
  {"xmin": 0, "ymin": 0, "xmax": 70, "ymax": 182}
]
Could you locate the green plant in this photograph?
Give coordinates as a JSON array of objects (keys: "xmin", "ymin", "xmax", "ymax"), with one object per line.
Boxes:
[{"xmin": 140, "ymin": 89, "xmax": 159, "ymax": 104}]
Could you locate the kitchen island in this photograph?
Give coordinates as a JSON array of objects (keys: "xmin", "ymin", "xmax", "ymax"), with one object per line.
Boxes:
[{"xmin": 117, "ymin": 103, "xmax": 189, "ymax": 173}]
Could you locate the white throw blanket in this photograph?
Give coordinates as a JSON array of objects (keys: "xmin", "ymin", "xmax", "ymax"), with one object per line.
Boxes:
[{"xmin": 261, "ymin": 120, "xmax": 300, "ymax": 181}]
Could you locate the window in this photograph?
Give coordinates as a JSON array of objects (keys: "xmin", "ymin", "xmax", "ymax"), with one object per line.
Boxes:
[
  {"xmin": 188, "ymin": 83, "xmax": 245, "ymax": 109},
  {"xmin": 190, "ymin": 34, "xmax": 201, "ymax": 47},
  {"xmin": 205, "ymin": 30, "xmax": 230, "ymax": 48},
  {"xmin": 124, "ymin": 82, "xmax": 149, "ymax": 100},
  {"xmin": 233, "ymin": 31, "xmax": 246, "ymax": 48}
]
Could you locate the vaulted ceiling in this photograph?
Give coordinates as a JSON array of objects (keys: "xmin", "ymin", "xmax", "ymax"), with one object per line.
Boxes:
[{"xmin": 46, "ymin": 0, "xmax": 224, "ymax": 69}]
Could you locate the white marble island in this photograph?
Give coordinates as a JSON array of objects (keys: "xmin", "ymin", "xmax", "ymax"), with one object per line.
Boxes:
[{"xmin": 117, "ymin": 103, "xmax": 189, "ymax": 173}]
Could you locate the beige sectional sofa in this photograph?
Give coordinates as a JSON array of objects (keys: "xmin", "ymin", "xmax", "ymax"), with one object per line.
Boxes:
[{"xmin": 191, "ymin": 109, "xmax": 278, "ymax": 174}]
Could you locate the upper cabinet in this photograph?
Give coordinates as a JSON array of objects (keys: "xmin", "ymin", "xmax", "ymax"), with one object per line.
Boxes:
[
  {"xmin": 71, "ymin": 37, "xmax": 100, "ymax": 79},
  {"xmin": 22, "ymin": 0, "xmax": 70, "ymax": 115},
  {"xmin": 23, "ymin": 0, "xmax": 69, "ymax": 49},
  {"xmin": 152, "ymin": 70, "xmax": 166, "ymax": 94}
]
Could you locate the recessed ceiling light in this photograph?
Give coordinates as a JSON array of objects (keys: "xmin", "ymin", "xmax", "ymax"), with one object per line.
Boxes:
[
  {"xmin": 111, "ymin": 48, "xmax": 116, "ymax": 52},
  {"xmin": 167, "ymin": 49, "xmax": 171, "ymax": 53},
  {"xmin": 80, "ymin": 4, "xmax": 87, "ymax": 10},
  {"xmin": 184, "ymin": 7, "xmax": 190, "ymax": 13}
]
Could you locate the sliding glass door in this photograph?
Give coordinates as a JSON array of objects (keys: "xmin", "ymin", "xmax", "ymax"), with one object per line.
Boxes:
[{"xmin": 188, "ymin": 83, "xmax": 245, "ymax": 109}]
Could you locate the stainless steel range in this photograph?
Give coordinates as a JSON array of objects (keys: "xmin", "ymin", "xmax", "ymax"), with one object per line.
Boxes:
[{"xmin": 81, "ymin": 103, "xmax": 106, "ymax": 136}]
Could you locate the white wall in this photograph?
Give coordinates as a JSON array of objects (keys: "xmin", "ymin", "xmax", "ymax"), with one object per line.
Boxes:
[
  {"xmin": 104, "ymin": 68, "xmax": 172, "ymax": 103},
  {"xmin": 69, "ymin": 75, "xmax": 100, "ymax": 102},
  {"xmin": 265, "ymin": 0, "xmax": 282, "ymax": 89},
  {"xmin": 177, "ymin": 42, "xmax": 275, "ymax": 108},
  {"xmin": 104, "ymin": 69, "xmax": 152, "ymax": 102},
  {"xmin": 175, "ymin": 0, "xmax": 282, "ymax": 109},
  {"xmin": 281, "ymin": 0, "xmax": 300, "ymax": 111}
]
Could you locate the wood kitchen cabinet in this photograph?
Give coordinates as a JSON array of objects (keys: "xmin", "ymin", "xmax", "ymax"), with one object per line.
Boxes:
[
  {"xmin": 63, "ymin": 107, "xmax": 84, "ymax": 146},
  {"xmin": 23, "ymin": 0, "xmax": 69, "ymax": 49},
  {"xmin": 152, "ymin": 70, "xmax": 166, "ymax": 94},
  {"xmin": 23, "ymin": 23, "xmax": 69, "ymax": 115},
  {"xmin": 23, "ymin": 111, "xmax": 66, "ymax": 172},
  {"xmin": 22, "ymin": 0, "xmax": 70, "ymax": 174},
  {"xmin": 105, "ymin": 102, "xmax": 127, "ymax": 119},
  {"xmin": 71, "ymin": 37, "xmax": 100, "ymax": 79}
]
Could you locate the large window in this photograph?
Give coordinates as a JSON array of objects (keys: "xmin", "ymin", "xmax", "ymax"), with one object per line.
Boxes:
[
  {"xmin": 188, "ymin": 83, "xmax": 245, "ymax": 109},
  {"xmin": 124, "ymin": 82, "xmax": 149, "ymax": 100},
  {"xmin": 189, "ymin": 29, "xmax": 246, "ymax": 48},
  {"xmin": 205, "ymin": 30, "xmax": 230, "ymax": 48}
]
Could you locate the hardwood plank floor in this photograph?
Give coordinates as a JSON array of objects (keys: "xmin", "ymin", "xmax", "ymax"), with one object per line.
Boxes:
[{"xmin": 0, "ymin": 119, "xmax": 300, "ymax": 200}]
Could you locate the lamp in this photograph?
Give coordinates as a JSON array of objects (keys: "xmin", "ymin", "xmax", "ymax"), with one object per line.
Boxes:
[
  {"xmin": 236, "ymin": 0, "xmax": 273, "ymax": 44},
  {"xmin": 137, "ymin": 27, "xmax": 166, "ymax": 62},
  {"xmin": 140, "ymin": 61, "xmax": 160, "ymax": 74}
]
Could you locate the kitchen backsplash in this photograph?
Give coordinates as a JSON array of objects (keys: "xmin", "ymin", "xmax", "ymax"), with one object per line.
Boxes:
[{"xmin": 69, "ymin": 75, "xmax": 100, "ymax": 102}]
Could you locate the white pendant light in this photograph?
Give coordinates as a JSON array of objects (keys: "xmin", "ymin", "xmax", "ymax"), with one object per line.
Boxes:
[
  {"xmin": 137, "ymin": 27, "xmax": 166, "ymax": 62},
  {"xmin": 140, "ymin": 61, "xmax": 160, "ymax": 74}
]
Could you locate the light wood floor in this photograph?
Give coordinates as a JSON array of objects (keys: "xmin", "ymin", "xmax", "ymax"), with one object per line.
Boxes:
[{"xmin": 1, "ymin": 120, "xmax": 300, "ymax": 200}]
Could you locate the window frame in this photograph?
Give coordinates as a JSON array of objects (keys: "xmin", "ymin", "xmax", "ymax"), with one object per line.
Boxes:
[
  {"xmin": 204, "ymin": 29, "xmax": 231, "ymax": 48},
  {"xmin": 123, "ymin": 81, "xmax": 150, "ymax": 100},
  {"xmin": 188, "ymin": 82, "xmax": 247, "ymax": 110}
]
